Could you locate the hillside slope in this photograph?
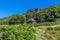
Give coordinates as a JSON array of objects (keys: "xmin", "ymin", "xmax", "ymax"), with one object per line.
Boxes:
[
  {"xmin": 1, "ymin": 4, "xmax": 60, "ymax": 24},
  {"xmin": 0, "ymin": 23, "xmax": 60, "ymax": 40}
]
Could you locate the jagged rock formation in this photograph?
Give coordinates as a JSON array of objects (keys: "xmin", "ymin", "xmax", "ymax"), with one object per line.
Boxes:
[
  {"xmin": 28, "ymin": 8, "xmax": 41, "ymax": 13},
  {"xmin": 26, "ymin": 18, "xmax": 36, "ymax": 23}
]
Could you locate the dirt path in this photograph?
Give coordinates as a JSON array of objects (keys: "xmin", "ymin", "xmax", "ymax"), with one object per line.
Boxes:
[
  {"xmin": 50, "ymin": 25, "xmax": 60, "ymax": 27},
  {"xmin": 38, "ymin": 35, "xmax": 43, "ymax": 40},
  {"xmin": 37, "ymin": 25, "xmax": 60, "ymax": 40}
]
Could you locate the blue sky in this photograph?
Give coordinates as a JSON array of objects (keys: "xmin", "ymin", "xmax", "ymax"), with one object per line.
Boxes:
[{"xmin": 0, "ymin": 0, "xmax": 60, "ymax": 18}]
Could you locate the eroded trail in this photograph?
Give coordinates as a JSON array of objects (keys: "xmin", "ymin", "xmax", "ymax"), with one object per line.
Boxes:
[
  {"xmin": 36, "ymin": 25, "xmax": 60, "ymax": 40},
  {"xmin": 50, "ymin": 25, "xmax": 60, "ymax": 27}
]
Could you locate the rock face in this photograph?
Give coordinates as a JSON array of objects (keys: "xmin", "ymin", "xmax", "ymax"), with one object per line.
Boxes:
[
  {"xmin": 35, "ymin": 8, "xmax": 41, "ymax": 13},
  {"xmin": 28, "ymin": 8, "xmax": 41, "ymax": 13},
  {"xmin": 26, "ymin": 18, "xmax": 36, "ymax": 23}
]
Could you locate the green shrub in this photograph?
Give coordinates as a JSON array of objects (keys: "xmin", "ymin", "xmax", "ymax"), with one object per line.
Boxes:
[{"xmin": 0, "ymin": 25, "xmax": 37, "ymax": 40}]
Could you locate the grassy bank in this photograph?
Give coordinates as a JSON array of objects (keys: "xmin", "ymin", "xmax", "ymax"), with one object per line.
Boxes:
[{"xmin": 0, "ymin": 21, "xmax": 60, "ymax": 40}]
